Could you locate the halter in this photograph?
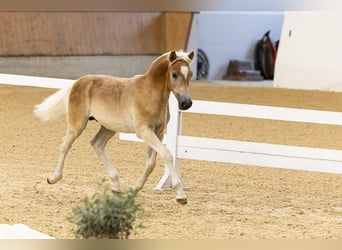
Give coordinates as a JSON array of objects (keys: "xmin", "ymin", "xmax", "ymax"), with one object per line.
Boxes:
[{"xmin": 170, "ymin": 58, "xmax": 190, "ymax": 66}]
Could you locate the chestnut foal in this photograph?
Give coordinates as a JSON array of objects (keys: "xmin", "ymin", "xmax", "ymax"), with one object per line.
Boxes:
[{"xmin": 34, "ymin": 50, "xmax": 194, "ymax": 204}]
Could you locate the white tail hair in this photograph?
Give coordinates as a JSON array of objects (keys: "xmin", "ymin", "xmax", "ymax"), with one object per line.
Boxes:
[{"xmin": 34, "ymin": 86, "xmax": 72, "ymax": 122}]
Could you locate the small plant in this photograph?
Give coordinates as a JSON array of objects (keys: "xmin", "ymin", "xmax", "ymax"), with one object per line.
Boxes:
[{"xmin": 69, "ymin": 183, "xmax": 144, "ymax": 239}]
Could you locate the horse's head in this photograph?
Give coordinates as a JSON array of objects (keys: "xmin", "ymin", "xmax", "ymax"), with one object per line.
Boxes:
[{"xmin": 167, "ymin": 50, "xmax": 195, "ymax": 110}]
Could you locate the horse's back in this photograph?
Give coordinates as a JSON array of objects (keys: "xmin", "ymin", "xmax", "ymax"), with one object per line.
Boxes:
[
  {"xmin": 70, "ymin": 75, "xmax": 129, "ymax": 103},
  {"xmin": 71, "ymin": 74, "xmax": 138, "ymax": 132}
]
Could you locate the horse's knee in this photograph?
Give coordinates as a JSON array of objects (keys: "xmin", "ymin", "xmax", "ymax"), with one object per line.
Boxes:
[
  {"xmin": 161, "ymin": 148, "xmax": 173, "ymax": 164},
  {"xmin": 146, "ymin": 156, "xmax": 157, "ymax": 170}
]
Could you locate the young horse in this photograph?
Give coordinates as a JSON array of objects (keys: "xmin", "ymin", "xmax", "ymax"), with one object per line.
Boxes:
[{"xmin": 34, "ymin": 50, "xmax": 194, "ymax": 204}]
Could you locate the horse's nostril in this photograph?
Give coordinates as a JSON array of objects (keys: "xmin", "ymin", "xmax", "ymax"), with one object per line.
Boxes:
[{"xmin": 180, "ymin": 99, "xmax": 192, "ymax": 110}]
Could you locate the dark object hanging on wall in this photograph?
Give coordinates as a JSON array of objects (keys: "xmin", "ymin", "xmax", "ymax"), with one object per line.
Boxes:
[
  {"xmin": 254, "ymin": 30, "xmax": 277, "ymax": 80},
  {"xmin": 196, "ymin": 48, "xmax": 209, "ymax": 80}
]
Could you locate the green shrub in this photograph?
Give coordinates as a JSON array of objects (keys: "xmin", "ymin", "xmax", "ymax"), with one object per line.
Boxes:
[{"xmin": 69, "ymin": 185, "xmax": 144, "ymax": 239}]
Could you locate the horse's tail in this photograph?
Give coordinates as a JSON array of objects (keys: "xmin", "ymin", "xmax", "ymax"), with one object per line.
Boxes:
[{"xmin": 34, "ymin": 85, "xmax": 72, "ymax": 122}]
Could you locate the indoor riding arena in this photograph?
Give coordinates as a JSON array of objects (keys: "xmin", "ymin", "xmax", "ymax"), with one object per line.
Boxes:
[{"xmin": 0, "ymin": 6, "xmax": 342, "ymax": 240}]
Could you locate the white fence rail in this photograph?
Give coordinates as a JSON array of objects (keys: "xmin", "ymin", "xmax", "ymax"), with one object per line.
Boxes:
[
  {"xmin": 2, "ymin": 73, "xmax": 342, "ymax": 192},
  {"xmin": 0, "ymin": 73, "xmax": 74, "ymax": 88},
  {"xmin": 121, "ymin": 94, "xmax": 342, "ymax": 189}
]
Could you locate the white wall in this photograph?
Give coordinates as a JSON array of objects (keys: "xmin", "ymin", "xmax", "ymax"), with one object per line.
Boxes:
[
  {"xmin": 274, "ymin": 11, "xmax": 342, "ymax": 91},
  {"xmin": 187, "ymin": 13, "xmax": 199, "ymax": 80},
  {"xmin": 198, "ymin": 11, "xmax": 284, "ymax": 80}
]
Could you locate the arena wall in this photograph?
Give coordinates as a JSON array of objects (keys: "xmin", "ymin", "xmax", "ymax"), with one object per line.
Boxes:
[
  {"xmin": 0, "ymin": 12, "xmax": 192, "ymax": 55},
  {"xmin": 0, "ymin": 12, "xmax": 192, "ymax": 78}
]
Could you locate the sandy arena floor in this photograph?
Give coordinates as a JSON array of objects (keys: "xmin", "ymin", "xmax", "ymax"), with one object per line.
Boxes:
[{"xmin": 0, "ymin": 81, "xmax": 341, "ymax": 239}]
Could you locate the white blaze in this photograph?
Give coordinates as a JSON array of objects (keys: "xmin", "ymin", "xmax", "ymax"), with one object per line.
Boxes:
[{"xmin": 180, "ymin": 66, "xmax": 189, "ymax": 79}]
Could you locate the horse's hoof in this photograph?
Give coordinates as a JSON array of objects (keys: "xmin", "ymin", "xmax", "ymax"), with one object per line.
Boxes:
[
  {"xmin": 111, "ymin": 189, "xmax": 122, "ymax": 194},
  {"xmin": 176, "ymin": 198, "xmax": 188, "ymax": 205},
  {"xmin": 47, "ymin": 175, "xmax": 60, "ymax": 184},
  {"xmin": 47, "ymin": 177, "xmax": 53, "ymax": 184}
]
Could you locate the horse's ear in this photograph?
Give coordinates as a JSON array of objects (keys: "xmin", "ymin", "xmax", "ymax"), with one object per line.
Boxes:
[
  {"xmin": 188, "ymin": 51, "xmax": 195, "ymax": 61},
  {"xmin": 169, "ymin": 50, "xmax": 177, "ymax": 62}
]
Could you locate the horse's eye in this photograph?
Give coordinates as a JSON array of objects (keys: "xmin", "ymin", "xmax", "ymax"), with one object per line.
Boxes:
[{"xmin": 172, "ymin": 72, "xmax": 178, "ymax": 79}]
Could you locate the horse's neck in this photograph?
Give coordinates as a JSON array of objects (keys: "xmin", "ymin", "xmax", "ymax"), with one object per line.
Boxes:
[
  {"xmin": 146, "ymin": 54, "xmax": 169, "ymax": 80},
  {"xmin": 144, "ymin": 55, "xmax": 170, "ymax": 100}
]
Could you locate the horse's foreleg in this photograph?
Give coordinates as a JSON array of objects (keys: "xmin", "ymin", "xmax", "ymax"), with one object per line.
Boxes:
[
  {"xmin": 134, "ymin": 128, "xmax": 164, "ymax": 191},
  {"xmin": 47, "ymin": 126, "xmax": 83, "ymax": 184},
  {"xmin": 138, "ymin": 127, "xmax": 187, "ymax": 204},
  {"xmin": 133, "ymin": 146, "xmax": 157, "ymax": 191},
  {"xmin": 90, "ymin": 126, "xmax": 121, "ymax": 192}
]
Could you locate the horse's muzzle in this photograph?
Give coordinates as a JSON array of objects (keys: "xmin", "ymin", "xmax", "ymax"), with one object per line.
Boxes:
[{"xmin": 178, "ymin": 96, "xmax": 193, "ymax": 110}]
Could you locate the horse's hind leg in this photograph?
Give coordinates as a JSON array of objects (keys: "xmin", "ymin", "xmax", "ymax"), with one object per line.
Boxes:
[
  {"xmin": 47, "ymin": 93, "xmax": 89, "ymax": 185},
  {"xmin": 90, "ymin": 126, "xmax": 121, "ymax": 192},
  {"xmin": 47, "ymin": 124, "xmax": 86, "ymax": 184}
]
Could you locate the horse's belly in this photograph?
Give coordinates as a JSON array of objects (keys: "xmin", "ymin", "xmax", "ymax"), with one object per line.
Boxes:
[
  {"xmin": 89, "ymin": 107, "xmax": 135, "ymax": 133},
  {"xmin": 98, "ymin": 116, "xmax": 135, "ymax": 133},
  {"xmin": 107, "ymin": 120, "xmax": 135, "ymax": 133}
]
